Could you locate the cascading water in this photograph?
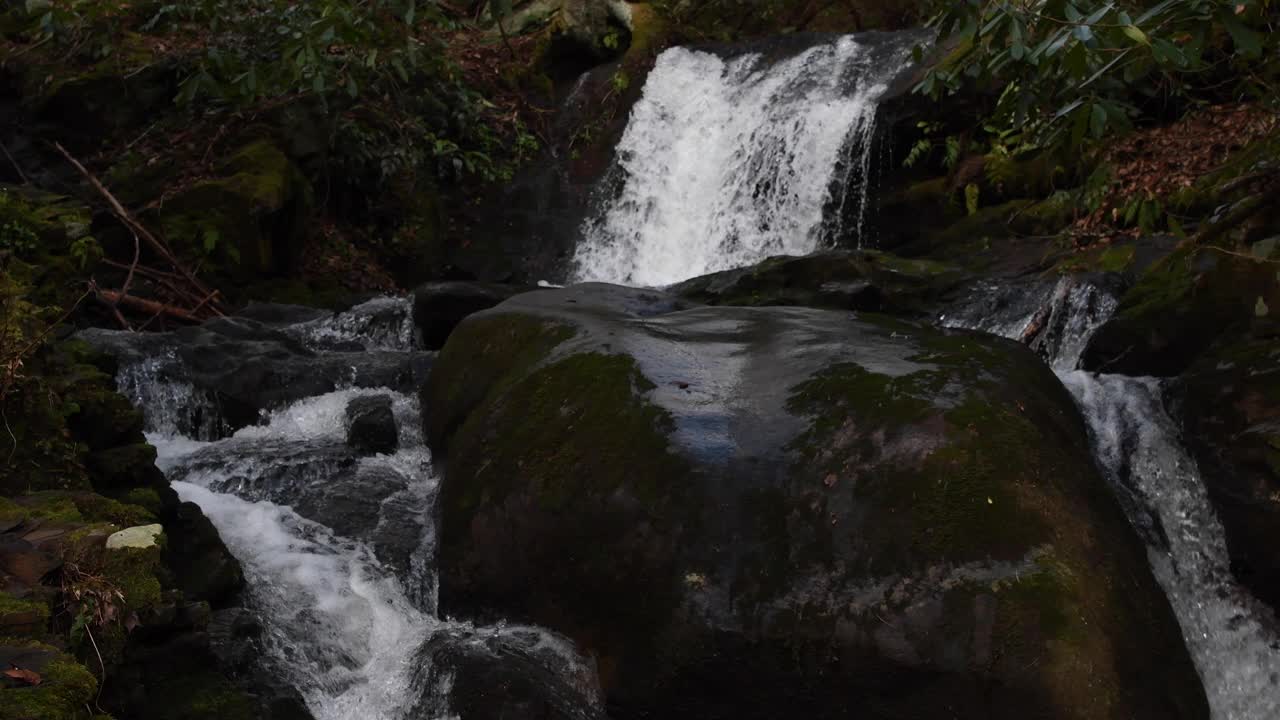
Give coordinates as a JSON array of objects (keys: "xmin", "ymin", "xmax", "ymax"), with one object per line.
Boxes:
[
  {"xmin": 945, "ymin": 278, "xmax": 1280, "ymax": 719},
  {"xmin": 573, "ymin": 34, "xmax": 911, "ymax": 287},
  {"xmin": 106, "ymin": 298, "xmax": 602, "ymax": 720}
]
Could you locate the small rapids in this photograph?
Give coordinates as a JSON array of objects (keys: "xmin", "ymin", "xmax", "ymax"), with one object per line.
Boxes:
[
  {"xmin": 111, "ymin": 298, "xmax": 601, "ymax": 720},
  {"xmin": 945, "ymin": 277, "xmax": 1280, "ymax": 720}
]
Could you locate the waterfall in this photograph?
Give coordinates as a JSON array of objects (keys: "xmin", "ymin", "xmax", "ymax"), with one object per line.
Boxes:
[
  {"xmin": 573, "ymin": 34, "xmax": 910, "ymax": 287},
  {"xmin": 945, "ymin": 278, "xmax": 1280, "ymax": 719},
  {"xmin": 108, "ymin": 298, "xmax": 601, "ymax": 720}
]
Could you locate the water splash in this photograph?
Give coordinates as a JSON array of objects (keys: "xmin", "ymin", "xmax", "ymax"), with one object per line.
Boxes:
[
  {"xmin": 573, "ymin": 36, "xmax": 906, "ymax": 286},
  {"xmin": 285, "ymin": 296, "xmax": 418, "ymax": 352},
  {"xmin": 1063, "ymin": 373, "xmax": 1280, "ymax": 719}
]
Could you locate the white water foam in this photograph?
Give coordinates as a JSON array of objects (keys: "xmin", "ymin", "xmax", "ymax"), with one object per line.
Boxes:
[
  {"xmin": 1063, "ymin": 373, "xmax": 1280, "ymax": 719},
  {"xmin": 285, "ymin": 296, "xmax": 418, "ymax": 352},
  {"xmin": 573, "ymin": 36, "xmax": 902, "ymax": 286},
  {"xmin": 175, "ymin": 482, "xmax": 435, "ymax": 720}
]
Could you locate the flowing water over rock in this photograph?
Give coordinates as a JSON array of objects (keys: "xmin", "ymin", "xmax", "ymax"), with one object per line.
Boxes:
[
  {"xmin": 946, "ymin": 277, "xmax": 1280, "ymax": 720},
  {"xmin": 101, "ymin": 299, "xmax": 603, "ymax": 720},
  {"xmin": 573, "ymin": 34, "xmax": 914, "ymax": 286}
]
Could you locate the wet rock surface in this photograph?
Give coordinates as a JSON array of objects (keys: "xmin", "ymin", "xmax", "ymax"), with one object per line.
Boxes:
[
  {"xmin": 413, "ymin": 281, "xmax": 535, "ymax": 350},
  {"xmin": 1173, "ymin": 321, "xmax": 1280, "ymax": 613},
  {"xmin": 78, "ymin": 316, "xmax": 431, "ymax": 434},
  {"xmin": 426, "ymin": 283, "xmax": 1207, "ymax": 720},
  {"xmin": 411, "ymin": 625, "xmax": 606, "ymax": 720},
  {"xmin": 345, "ymin": 394, "xmax": 399, "ymax": 455},
  {"xmin": 668, "ymin": 249, "xmax": 964, "ymax": 316}
]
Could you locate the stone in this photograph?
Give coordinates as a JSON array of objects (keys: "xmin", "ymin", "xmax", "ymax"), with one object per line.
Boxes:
[
  {"xmin": 106, "ymin": 524, "xmax": 164, "ymax": 550},
  {"xmin": 668, "ymin": 249, "xmax": 963, "ymax": 316},
  {"xmin": 1173, "ymin": 321, "xmax": 1280, "ymax": 613},
  {"xmin": 413, "ymin": 281, "xmax": 534, "ymax": 350},
  {"xmin": 425, "ymin": 283, "xmax": 1208, "ymax": 720},
  {"xmin": 345, "ymin": 394, "xmax": 399, "ymax": 455}
]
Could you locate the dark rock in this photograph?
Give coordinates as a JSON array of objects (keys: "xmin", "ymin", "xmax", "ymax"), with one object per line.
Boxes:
[
  {"xmin": 159, "ymin": 500, "xmax": 245, "ymax": 608},
  {"xmin": 668, "ymin": 249, "xmax": 964, "ymax": 316},
  {"xmin": 425, "ymin": 283, "xmax": 1207, "ymax": 720},
  {"xmin": 413, "ymin": 281, "xmax": 535, "ymax": 349},
  {"xmin": 411, "ymin": 625, "xmax": 605, "ymax": 720},
  {"xmin": 1173, "ymin": 321, "xmax": 1280, "ymax": 612},
  {"xmin": 1081, "ymin": 241, "xmax": 1280, "ymax": 376},
  {"xmin": 345, "ymin": 394, "xmax": 399, "ymax": 455},
  {"xmin": 165, "ymin": 439, "xmax": 421, "ymax": 572},
  {"xmin": 78, "ymin": 317, "xmax": 433, "ymax": 436}
]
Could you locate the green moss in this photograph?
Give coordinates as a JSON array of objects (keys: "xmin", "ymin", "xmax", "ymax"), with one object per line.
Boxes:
[
  {"xmin": 0, "ymin": 494, "xmax": 85, "ymax": 524},
  {"xmin": 0, "ymin": 592, "xmax": 50, "ymax": 637},
  {"xmin": 157, "ymin": 139, "xmax": 312, "ymax": 280},
  {"xmin": 0, "ymin": 651, "xmax": 98, "ymax": 720},
  {"xmin": 147, "ymin": 673, "xmax": 256, "ymax": 720},
  {"xmin": 450, "ymin": 352, "xmax": 683, "ymax": 515},
  {"xmin": 121, "ymin": 489, "xmax": 164, "ymax": 516},
  {"xmin": 71, "ymin": 494, "xmax": 156, "ymax": 527},
  {"xmin": 102, "ymin": 546, "xmax": 164, "ymax": 613},
  {"xmin": 426, "ymin": 313, "xmax": 576, "ymax": 448}
]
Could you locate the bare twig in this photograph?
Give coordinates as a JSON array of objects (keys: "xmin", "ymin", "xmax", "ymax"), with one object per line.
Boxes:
[{"xmin": 0, "ymin": 140, "xmax": 28, "ymax": 184}]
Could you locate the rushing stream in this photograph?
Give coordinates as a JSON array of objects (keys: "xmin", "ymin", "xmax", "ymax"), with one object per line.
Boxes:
[
  {"xmin": 112, "ymin": 298, "xmax": 602, "ymax": 720},
  {"xmin": 96, "ymin": 30, "xmax": 1279, "ymax": 720}
]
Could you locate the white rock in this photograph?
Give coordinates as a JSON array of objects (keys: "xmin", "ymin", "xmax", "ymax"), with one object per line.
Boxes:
[{"xmin": 105, "ymin": 524, "xmax": 163, "ymax": 550}]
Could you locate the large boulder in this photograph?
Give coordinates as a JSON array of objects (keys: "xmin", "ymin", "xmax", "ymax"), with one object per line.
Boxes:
[
  {"xmin": 1172, "ymin": 320, "xmax": 1280, "ymax": 612},
  {"xmin": 425, "ymin": 284, "xmax": 1207, "ymax": 720}
]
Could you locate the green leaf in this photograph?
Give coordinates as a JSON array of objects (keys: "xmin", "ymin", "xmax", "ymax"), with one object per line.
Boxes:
[
  {"xmin": 1121, "ymin": 25, "xmax": 1149, "ymax": 45},
  {"xmin": 1151, "ymin": 38, "xmax": 1187, "ymax": 67},
  {"xmin": 1256, "ymin": 297, "xmax": 1270, "ymax": 318},
  {"xmin": 202, "ymin": 228, "xmax": 220, "ymax": 253},
  {"xmin": 1089, "ymin": 102, "xmax": 1107, "ymax": 139},
  {"xmin": 1219, "ymin": 10, "xmax": 1262, "ymax": 58}
]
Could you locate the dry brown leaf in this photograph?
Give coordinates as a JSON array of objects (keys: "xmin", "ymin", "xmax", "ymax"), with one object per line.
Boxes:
[{"xmin": 4, "ymin": 666, "xmax": 43, "ymax": 686}]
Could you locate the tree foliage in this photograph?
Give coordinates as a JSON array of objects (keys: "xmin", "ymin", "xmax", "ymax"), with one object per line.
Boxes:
[{"xmin": 917, "ymin": 0, "xmax": 1279, "ymax": 154}]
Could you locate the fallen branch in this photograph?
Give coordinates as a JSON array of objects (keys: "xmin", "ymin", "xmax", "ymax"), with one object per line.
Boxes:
[
  {"xmin": 53, "ymin": 143, "xmax": 225, "ymax": 317},
  {"xmin": 92, "ymin": 286, "xmax": 203, "ymax": 325}
]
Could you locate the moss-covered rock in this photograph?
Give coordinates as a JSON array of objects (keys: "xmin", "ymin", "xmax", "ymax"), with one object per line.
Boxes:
[
  {"xmin": 0, "ymin": 592, "xmax": 50, "ymax": 639},
  {"xmin": 157, "ymin": 139, "xmax": 312, "ymax": 283},
  {"xmin": 427, "ymin": 284, "xmax": 1206, "ymax": 719},
  {"xmin": 1081, "ymin": 240, "xmax": 1280, "ymax": 375},
  {"xmin": 0, "ymin": 643, "xmax": 98, "ymax": 720}
]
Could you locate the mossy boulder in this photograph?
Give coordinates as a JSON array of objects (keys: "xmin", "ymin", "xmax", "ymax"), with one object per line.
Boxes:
[
  {"xmin": 1081, "ymin": 240, "xmax": 1280, "ymax": 375},
  {"xmin": 157, "ymin": 139, "xmax": 312, "ymax": 282},
  {"xmin": 1172, "ymin": 320, "xmax": 1280, "ymax": 612},
  {"xmin": 426, "ymin": 284, "xmax": 1206, "ymax": 720},
  {"xmin": 0, "ymin": 643, "xmax": 98, "ymax": 720},
  {"xmin": 668, "ymin": 249, "xmax": 963, "ymax": 316}
]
